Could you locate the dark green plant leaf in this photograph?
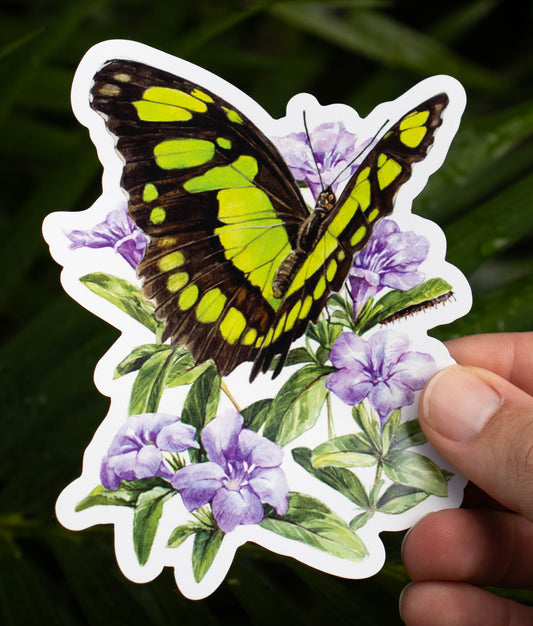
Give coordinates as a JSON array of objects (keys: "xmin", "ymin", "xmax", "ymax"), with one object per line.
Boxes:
[
  {"xmin": 261, "ymin": 492, "xmax": 367, "ymax": 561},
  {"xmin": 269, "ymin": 346, "xmax": 316, "ymax": 371},
  {"xmin": 167, "ymin": 523, "xmax": 199, "ymax": 549},
  {"xmin": 165, "ymin": 350, "xmax": 212, "ymax": 388},
  {"xmin": 390, "ymin": 418, "xmax": 427, "ymax": 450},
  {"xmin": 181, "ymin": 364, "xmax": 221, "ymax": 432},
  {"xmin": 271, "ymin": 5, "xmax": 503, "ymax": 92},
  {"xmin": 133, "ymin": 486, "xmax": 176, "ymax": 566},
  {"xmin": 128, "ymin": 348, "xmax": 175, "ymax": 415},
  {"xmin": 382, "ymin": 450, "xmax": 448, "ymax": 496},
  {"xmin": 192, "ymin": 529, "xmax": 225, "ymax": 582},
  {"xmin": 241, "ymin": 398, "xmax": 274, "ymax": 432},
  {"xmin": 75, "ymin": 478, "xmax": 170, "ymax": 511},
  {"xmin": 376, "ymin": 484, "xmax": 430, "ymax": 514},
  {"xmin": 263, "ymin": 364, "xmax": 333, "ymax": 445},
  {"xmin": 292, "ymin": 448, "xmax": 370, "ymax": 509},
  {"xmin": 114, "ymin": 344, "xmax": 172, "ymax": 379},
  {"xmin": 446, "ymin": 170, "xmax": 533, "ymax": 276},
  {"xmin": 79, "ymin": 273, "xmax": 159, "ymax": 333}
]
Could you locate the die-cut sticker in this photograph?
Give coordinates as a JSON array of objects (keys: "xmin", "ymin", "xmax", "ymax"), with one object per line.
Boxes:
[{"xmin": 43, "ymin": 40, "xmax": 471, "ymax": 599}]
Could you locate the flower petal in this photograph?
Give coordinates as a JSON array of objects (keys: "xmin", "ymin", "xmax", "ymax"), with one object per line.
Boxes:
[
  {"xmin": 134, "ymin": 445, "xmax": 164, "ymax": 479},
  {"xmin": 212, "ymin": 486, "xmax": 264, "ymax": 533},
  {"xmin": 237, "ymin": 428, "xmax": 283, "ymax": 468},
  {"xmin": 329, "ymin": 332, "xmax": 369, "ymax": 371},
  {"xmin": 326, "ymin": 368, "xmax": 373, "ymax": 405},
  {"xmin": 201, "ymin": 410, "xmax": 243, "ymax": 468},
  {"xmin": 170, "ymin": 463, "xmax": 225, "ymax": 511},
  {"xmin": 156, "ymin": 421, "xmax": 199, "ymax": 452},
  {"xmin": 100, "ymin": 459, "xmax": 121, "ymax": 490},
  {"xmin": 248, "ymin": 467, "xmax": 289, "ymax": 515}
]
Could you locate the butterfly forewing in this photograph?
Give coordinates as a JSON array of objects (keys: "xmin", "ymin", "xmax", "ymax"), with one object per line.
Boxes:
[
  {"xmin": 250, "ymin": 94, "xmax": 449, "ymax": 377},
  {"xmin": 90, "ymin": 60, "xmax": 309, "ymax": 376},
  {"xmin": 90, "ymin": 60, "xmax": 448, "ymax": 379}
]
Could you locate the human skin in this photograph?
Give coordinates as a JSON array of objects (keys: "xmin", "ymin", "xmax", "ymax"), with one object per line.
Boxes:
[{"xmin": 400, "ymin": 332, "xmax": 533, "ymax": 625}]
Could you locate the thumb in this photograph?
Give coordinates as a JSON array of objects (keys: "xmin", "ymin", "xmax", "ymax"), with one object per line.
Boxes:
[{"xmin": 419, "ymin": 364, "xmax": 533, "ymax": 520}]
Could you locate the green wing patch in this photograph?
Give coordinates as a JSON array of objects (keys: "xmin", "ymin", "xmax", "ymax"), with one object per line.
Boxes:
[{"xmin": 90, "ymin": 60, "xmax": 448, "ymax": 379}]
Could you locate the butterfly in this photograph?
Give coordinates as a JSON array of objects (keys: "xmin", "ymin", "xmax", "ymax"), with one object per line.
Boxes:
[{"xmin": 90, "ymin": 59, "xmax": 448, "ymax": 381}]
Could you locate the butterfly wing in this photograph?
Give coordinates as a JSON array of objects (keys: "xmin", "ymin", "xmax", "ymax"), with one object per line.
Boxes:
[
  {"xmin": 90, "ymin": 59, "xmax": 310, "ymax": 376},
  {"xmin": 90, "ymin": 59, "xmax": 448, "ymax": 380},
  {"xmin": 250, "ymin": 93, "xmax": 449, "ymax": 378}
]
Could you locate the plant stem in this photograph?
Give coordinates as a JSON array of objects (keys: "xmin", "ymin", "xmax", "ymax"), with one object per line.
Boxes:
[
  {"xmin": 220, "ymin": 379, "xmax": 241, "ymax": 412},
  {"xmin": 326, "ymin": 391, "xmax": 335, "ymax": 439}
]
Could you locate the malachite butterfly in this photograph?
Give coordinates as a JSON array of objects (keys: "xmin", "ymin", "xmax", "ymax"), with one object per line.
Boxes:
[{"xmin": 90, "ymin": 59, "xmax": 448, "ymax": 381}]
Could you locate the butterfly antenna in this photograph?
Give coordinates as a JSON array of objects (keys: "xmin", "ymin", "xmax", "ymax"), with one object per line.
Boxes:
[
  {"xmin": 329, "ymin": 118, "xmax": 390, "ymax": 189},
  {"xmin": 303, "ymin": 111, "xmax": 326, "ymax": 192}
]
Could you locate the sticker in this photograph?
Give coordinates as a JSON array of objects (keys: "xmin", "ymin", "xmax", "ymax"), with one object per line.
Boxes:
[{"xmin": 43, "ymin": 39, "xmax": 471, "ymax": 599}]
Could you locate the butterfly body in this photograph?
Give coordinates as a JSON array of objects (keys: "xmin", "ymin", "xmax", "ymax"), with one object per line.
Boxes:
[{"xmin": 90, "ymin": 59, "xmax": 448, "ymax": 380}]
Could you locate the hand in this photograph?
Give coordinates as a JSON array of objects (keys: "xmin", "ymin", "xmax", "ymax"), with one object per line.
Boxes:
[{"xmin": 400, "ymin": 332, "xmax": 533, "ymax": 625}]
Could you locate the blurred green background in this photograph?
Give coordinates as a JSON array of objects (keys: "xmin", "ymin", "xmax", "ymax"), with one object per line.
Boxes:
[{"xmin": 1, "ymin": 0, "xmax": 532, "ymax": 623}]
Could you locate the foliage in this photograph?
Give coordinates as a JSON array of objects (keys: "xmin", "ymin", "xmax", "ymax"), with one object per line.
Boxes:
[{"xmin": 1, "ymin": 0, "xmax": 533, "ymax": 623}]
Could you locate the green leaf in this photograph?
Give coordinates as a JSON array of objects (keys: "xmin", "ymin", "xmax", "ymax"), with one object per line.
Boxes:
[
  {"xmin": 356, "ymin": 278, "xmax": 453, "ymax": 334},
  {"xmin": 261, "ymin": 492, "xmax": 367, "ymax": 562},
  {"xmin": 167, "ymin": 523, "xmax": 199, "ymax": 549},
  {"xmin": 263, "ymin": 364, "xmax": 334, "ymax": 445},
  {"xmin": 369, "ymin": 479, "xmax": 385, "ymax": 507},
  {"xmin": 270, "ymin": 5, "xmax": 503, "ymax": 93},
  {"xmin": 444, "ymin": 270, "xmax": 533, "ymax": 338},
  {"xmin": 133, "ymin": 486, "xmax": 175, "ymax": 566},
  {"xmin": 311, "ymin": 434, "xmax": 378, "ymax": 469},
  {"xmin": 75, "ymin": 478, "xmax": 169, "ymax": 512},
  {"xmin": 79, "ymin": 273, "xmax": 159, "ymax": 333},
  {"xmin": 381, "ymin": 409, "xmax": 401, "ymax": 453},
  {"xmin": 446, "ymin": 170, "xmax": 533, "ymax": 275},
  {"xmin": 181, "ymin": 364, "xmax": 221, "ymax": 432},
  {"xmin": 292, "ymin": 448, "xmax": 370, "ymax": 509},
  {"xmin": 376, "ymin": 484, "xmax": 430, "ymax": 514},
  {"xmin": 352, "ymin": 403, "xmax": 382, "ymax": 451},
  {"xmin": 114, "ymin": 344, "xmax": 172, "ymax": 379},
  {"xmin": 164, "ymin": 349, "xmax": 212, "ymax": 388},
  {"xmin": 241, "ymin": 398, "xmax": 274, "ymax": 432},
  {"xmin": 390, "ymin": 419, "xmax": 427, "ymax": 450},
  {"xmin": 128, "ymin": 348, "xmax": 175, "ymax": 415},
  {"xmin": 269, "ymin": 346, "xmax": 315, "ymax": 371},
  {"xmin": 349, "ymin": 511, "xmax": 374, "ymax": 532},
  {"xmin": 382, "ymin": 450, "xmax": 448, "ymax": 496},
  {"xmin": 192, "ymin": 529, "xmax": 225, "ymax": 582}
]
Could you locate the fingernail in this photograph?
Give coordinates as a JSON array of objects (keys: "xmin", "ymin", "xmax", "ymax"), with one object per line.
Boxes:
[{"xmin": 422, "ymin": 366, "xmax": 502, "ymax": 441}]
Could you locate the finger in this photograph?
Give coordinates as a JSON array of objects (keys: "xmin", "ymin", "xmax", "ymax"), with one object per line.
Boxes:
[
  {"xmin": 419, "ymin": 364, "xmax": 533, "ymax": 519},
  {"xmin": 400, "ymin": 581, "xmax": 533, "ymax": 626},
  {"xmin": 445, "ymin": 332, "xmax": 533, "ymax": 395},
  {"xmin": 402, "ymin": 509, "xmax": 533, "ymax": 588}
]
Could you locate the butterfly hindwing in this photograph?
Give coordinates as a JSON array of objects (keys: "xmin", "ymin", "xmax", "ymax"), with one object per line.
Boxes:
[{"xmin": 90, "ymin": 60, "xmax": 449, "ymax": 379}]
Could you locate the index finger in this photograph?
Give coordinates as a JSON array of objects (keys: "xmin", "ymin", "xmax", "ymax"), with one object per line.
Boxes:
[{"xmin": 445, "ymin": 332, "xmax": 533, "ymax": 396}]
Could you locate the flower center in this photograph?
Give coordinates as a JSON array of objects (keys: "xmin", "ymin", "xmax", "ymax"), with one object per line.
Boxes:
[{"xmin": 224, "ymin": 461, "xmax": 255, "ymax": 491}]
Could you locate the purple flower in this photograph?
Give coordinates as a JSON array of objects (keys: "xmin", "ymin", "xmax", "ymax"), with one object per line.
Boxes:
[
  {"xmin": 274, "ymin": 122, "xmax": 371, "ymax": 200},
  {"xmin": 349, "ymin": 219, "xmax": 429, "ymax": 312},
  {"xmin": 66, "ymin": 202, "xmax": 148, "ymax": 269},
  {"xmin": 171, "ymin": 411, "xmax": 289, "ymax": 533},
  {"xmin": 100, "ymin": 413, "xmax": 199, "ymax": 490},
  {"xmin": 326, "ymin": 330, "xmax": 436, "ymax": 425}
]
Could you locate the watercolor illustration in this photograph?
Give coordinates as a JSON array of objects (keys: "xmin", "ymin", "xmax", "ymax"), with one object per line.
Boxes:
[{"xmin": 43, "ymin": 40, "xmax": 471, "ymax": 599}]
